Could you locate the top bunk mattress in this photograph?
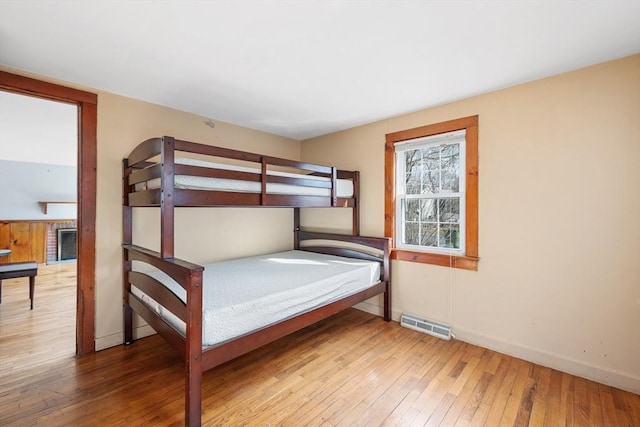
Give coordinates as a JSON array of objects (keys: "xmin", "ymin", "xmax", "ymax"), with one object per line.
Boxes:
[
  {"xmin": 136, "ymin": 157, "xmax": 354, "ymax": 198},
  {"xmin": 132, "ymin": 250, "xmax": 380, "ymax": 347}
]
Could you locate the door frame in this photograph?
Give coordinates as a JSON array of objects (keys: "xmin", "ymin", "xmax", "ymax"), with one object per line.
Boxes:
[{"xmin": 0, "ymin": 70, "xmax": 96, "ymax": 355}]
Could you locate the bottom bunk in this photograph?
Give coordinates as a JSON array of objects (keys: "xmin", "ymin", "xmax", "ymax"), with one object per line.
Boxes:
[{"xmin": 122, "ymin": 230, "xmax": 391, "ymax": 427}]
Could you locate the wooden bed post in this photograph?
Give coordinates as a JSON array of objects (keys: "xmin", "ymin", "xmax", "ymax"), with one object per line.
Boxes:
[
  {"xmin": 330, "ymin": 167, "xmax": 337, "ymax": 207},
  {"xmin": 185, "ymin": 269, "xmax": 204, "ymax": 427},
  {"xmin": 160, "ymin": 136, "xmax": 176, "ymax": 259},
  {"xmin": 293, "ymin": 208, "xmax": 301, "ymax": 250},
  {"xmin": 352, "ymin": 171, "xmax": 360, "ymax": 236},
  {"xmin": 382, "ymin": 238, "xmax": 392, "ymax": 322},
  {"xmin": 260, "ymin": 158, "xmax": 267, "ymax": 206},
  {"xmin": 122, "ymin": 159, "xmax": 133, "ymax": 344}
]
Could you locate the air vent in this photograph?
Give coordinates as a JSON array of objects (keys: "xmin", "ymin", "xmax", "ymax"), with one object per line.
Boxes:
[{"xmin": 400, "ymin": 313, "xmax": 452, "ymax": 340}]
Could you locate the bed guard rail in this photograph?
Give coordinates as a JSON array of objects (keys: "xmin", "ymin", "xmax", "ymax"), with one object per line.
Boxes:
[{"xmin": 122, "ymin": 244, "xmax": 204, "ymax": 359}]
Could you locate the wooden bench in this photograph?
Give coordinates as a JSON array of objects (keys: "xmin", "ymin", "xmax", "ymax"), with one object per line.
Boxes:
[{"xmin": 0, "ymin": 262, "xmax": 38, "ymax": 310}]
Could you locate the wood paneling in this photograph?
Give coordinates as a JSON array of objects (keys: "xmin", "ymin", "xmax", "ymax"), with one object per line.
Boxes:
[
  {"xmin": 9, "ymin": 222, "xmax": 30, "ymax": 262},
  {"xmin": 0, "ymin": 222, "xmax": 10, "ymax": 264},
  {"xmin": 0, "ymin": 221, "xmax": 46, "ymax": 264},
  {"xmin": 29, "ymin": 222, "xmax": 46, "ymax": 263},
  {"xmin": 1, "ymin": 268, "xmax": 639, "ymax": 427}
]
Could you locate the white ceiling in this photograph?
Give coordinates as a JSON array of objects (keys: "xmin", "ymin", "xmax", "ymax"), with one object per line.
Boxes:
[{"xmin": 0, "ymin": 1, "xmax": 639, "ymax": 141}]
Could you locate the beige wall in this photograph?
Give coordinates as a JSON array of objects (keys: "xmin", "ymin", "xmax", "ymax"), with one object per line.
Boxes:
[{"xmin": 301, "ymin": 55, "xmax": 640, "ymax": 393}]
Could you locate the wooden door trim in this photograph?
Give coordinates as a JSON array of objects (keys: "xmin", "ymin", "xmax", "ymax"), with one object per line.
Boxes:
[{"xmin": 0, "ymin": 70, "xmax": 97, "ymax": 355}]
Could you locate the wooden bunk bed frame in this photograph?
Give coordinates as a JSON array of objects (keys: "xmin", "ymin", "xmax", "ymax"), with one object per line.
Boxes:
[{"xmin": 122, "ymin": 136, "xmax": 391, "ymax": 426}]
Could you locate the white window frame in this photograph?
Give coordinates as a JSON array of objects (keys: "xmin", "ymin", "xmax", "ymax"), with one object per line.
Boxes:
[{"xmin": 394, "ymin": 130, "xmax": 466, "ymax": 255}]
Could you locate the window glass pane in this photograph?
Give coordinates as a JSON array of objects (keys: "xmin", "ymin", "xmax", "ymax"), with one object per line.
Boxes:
[
  {"xmin": 422, "ymin": 147, "xmax": 440, "ymax": 193},
  {"xmin": 406, "ymin": 171, "xmax": 421, "ymax": 194},
  {"xmin": 420, "ymin": 199, "xmax": 437, "ymax": 222},
  {"xmin": 405, "ymin": 150, "xmax": 422, "ymax": 195},
  {"xmin": 405, "ymin": 149, "xmax": 421, "ymax": 172},
  {"xmin": 404, "ymin": 199, "xmax": 421, "ymax": 222},
  {"xmin": 441, "ymin": 144, "xmax": 459, "ymax": 167},
  {"xmin": 441, "ymin": 144, "xmax": 459, "ymax": 192},
  {"xmin": 439, "ymin": 224, "xmax": 460, "ymax": 249},
  {"xmin": 421, "ymin": 224, "xmax": 438, "ymax": 247},
  {"xmin": 404, "ymin": 222, "xmax": 419, "ymax": 245},
  {"xmin": 441, "ymin": 168, "xmax": 459, "ymax": 192},
  {"xmin": 423, "ymin": 169, "xmax": 439, "ymax": 194},
  {"xmin": 438, "ymin": 198, "xmax": 460, "ymax": 223}
]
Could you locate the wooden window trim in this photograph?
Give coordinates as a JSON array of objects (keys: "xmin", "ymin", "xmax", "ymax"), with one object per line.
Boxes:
[{"xmin": 385, "ymin": 115, "xmax": 479, "ymax": 271}]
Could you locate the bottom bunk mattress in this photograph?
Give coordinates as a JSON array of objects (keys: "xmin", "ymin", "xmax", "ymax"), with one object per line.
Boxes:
[{"xmin": 131, "ymin": 250, "xmax": 380, "ymax": 347}]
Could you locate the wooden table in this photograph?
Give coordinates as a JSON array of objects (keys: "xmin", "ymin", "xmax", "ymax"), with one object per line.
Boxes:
[{"xmin": 0, "ymin": 261, "xmax": 38, "ymax": 309}]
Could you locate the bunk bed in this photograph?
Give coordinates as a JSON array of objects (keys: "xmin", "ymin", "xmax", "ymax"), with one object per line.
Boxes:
[{"xmin": 122, "ymin": 136, "xmax": 391, "ymax": 427}]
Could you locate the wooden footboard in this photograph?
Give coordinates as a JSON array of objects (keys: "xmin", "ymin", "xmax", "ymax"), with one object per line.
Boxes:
[
  {"xmin": 123, "ymin": 244, "xmax": 203, "ymax": 347},
  {"xmin": 123, "ymin": 232, "xmax": 391, "ymax": 427},
  {"xmin": 122, "ymin": 244, "xmax": 205, "ymax": 426},
  {"xmin": 296, "ymin": 230, "xmax": 391, "ymax": 320}
]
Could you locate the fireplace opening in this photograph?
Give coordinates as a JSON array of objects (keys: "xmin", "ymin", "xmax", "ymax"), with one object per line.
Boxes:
[{"xmin": 57, "ymin": 228, "xmax": 77, "ymax": 261}]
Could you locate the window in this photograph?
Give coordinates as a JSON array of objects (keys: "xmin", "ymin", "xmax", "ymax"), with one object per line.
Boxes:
[
  {"xmin": 395, "ymin": 130, "xmax": 466, "ymax": 254},
  {"xmin": 385, "ymin": 115, "xmax": 479, "ymax": 270}
]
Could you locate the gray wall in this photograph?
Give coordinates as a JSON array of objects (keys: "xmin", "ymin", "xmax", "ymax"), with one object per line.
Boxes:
[{"xmin": 0, "ymin": 159, "xmax": 76, "ymax": 219}]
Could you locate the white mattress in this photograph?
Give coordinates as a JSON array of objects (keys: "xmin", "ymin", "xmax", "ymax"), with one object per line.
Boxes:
[
  {"xmin": 136, "ymin": 157, "xmax": 354, "ymax": 198},
  {"xmin": 131, "ymin": 250, "xmax": 380, "ymax": 347}
]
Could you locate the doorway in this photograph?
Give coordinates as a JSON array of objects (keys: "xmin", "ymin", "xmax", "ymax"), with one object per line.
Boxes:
[{"xmin": 0, "ymin": 71, "xmax": 96, "ymax": 355}]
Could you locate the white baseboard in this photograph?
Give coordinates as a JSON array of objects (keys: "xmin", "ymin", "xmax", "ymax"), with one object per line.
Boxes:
[
  {"xmin": 353, "ymin": 304, "xmax": 639, "ymax": 394},
  {"xmin": 353, "ymin": 301, "xmax": 402, "ymax": 321},
  {"xmin": 95, "ymin": 325, "xmax": 156, "ymax": 351},
  {"xmin": 96, "ymin": 307, "xmax": 639, "ymax": 395},
  {"xmin": 452, "ymin": 326, "xmax": 640, "ymax": 395}
]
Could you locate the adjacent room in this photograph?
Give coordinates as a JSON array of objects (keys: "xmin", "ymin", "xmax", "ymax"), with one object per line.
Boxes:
[
  {"xmin": 0, "ymin": 91, "xmax": 78, "ymax": 365},
  {"xmin": 0, "ymin": 1, "xmax": 638, "ymax": 426}
]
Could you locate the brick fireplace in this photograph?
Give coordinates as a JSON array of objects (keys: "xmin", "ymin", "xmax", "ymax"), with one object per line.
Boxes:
[{"xmin": 46, "ymin": 221, "xmax": 77, "ymax": 263}]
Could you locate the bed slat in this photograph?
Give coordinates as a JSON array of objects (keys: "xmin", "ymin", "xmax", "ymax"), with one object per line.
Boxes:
[
  {"xmin": 173, "ymin": 189, "xmax": 261, "ymax": 206},
  {"xmin": 129, "ymin": 163, "xmax": 161, "ymax": 185},
  {"xmin": 128, "ymin": 137, "xmax": 162, "ymax": 168},
  {"xmin": 125, "ymin": 244, "xmax": 204, "ymax": 288},
  {"xmin": 175, "ymin": 164, "xmax": 261, "ymax": 183},
  {"xmin": 128, "ymin": 189, "xmax": 161, "ymax": 206},
  {"xmin": 301, "ymin": 246, "xmax": 383, "ymax": 266},
  {"xmin": 174, "ymin": 139, "xmax": 263, "ymax": 163},
  {"xmin": 128, "ymin": 271, "xmax": 187, "ymax": 322},
  {"xmin": 298, "ymin": 230, "xmax": 391, "ymax": 252},
  {"xmin": 266, "ymin": 174, "xmax": 331, "ymax": 189},
  {"xmin": 175, "ymin": 163, "xmax": 334, "ymax": 188},
  {"xmin": 175, "ymin": 164, "xmax": 333, "ymax": 189},
  {"xmin": 261, "ymin": 155, "xmax": 332, "ymax": 175},
  {"xmin": 264, "ymin": 194, "xmax": 332, "ymax": 207},
  {"xmin": 128, "ymin": 293, "xmax": 186, "ymax": 358},
  {"xmin": 171, "ymin": 190, "xmax": 335, "ymax": 207},
  {"xmin": 172, "ymin": 138, "xmax": 333, "ymax": 176}
]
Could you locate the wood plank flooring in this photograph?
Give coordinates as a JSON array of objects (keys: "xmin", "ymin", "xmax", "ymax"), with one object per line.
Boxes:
[{"xmin": 1, "ymin": 264, "xmax": 639, "ymax": 426}]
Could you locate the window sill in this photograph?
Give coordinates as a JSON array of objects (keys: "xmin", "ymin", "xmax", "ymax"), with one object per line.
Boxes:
[{"xmin": 392, "ymin": 249, "xmax": 479, "ymax": 271}]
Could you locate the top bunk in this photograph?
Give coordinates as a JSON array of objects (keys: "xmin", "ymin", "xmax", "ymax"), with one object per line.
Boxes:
[{"xmin": 123, "ymin": 136, "xmax": 359, "ymax": 209}]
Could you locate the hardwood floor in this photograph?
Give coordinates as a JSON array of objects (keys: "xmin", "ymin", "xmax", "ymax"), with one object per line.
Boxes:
[
  {"xmin": 1, "ymin": 265, "xmax": 639, "ymax": 426},
  {"xmin": 0, "ymin": 263, "xmax": 76, "ymax": 365}
]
